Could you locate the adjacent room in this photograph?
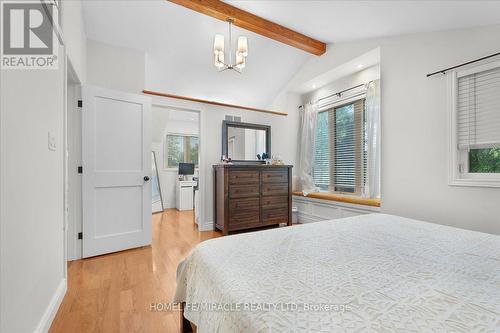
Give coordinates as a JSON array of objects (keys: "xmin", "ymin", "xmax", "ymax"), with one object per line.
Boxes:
[
  {"xmin": 151, "ymin": 107, "xmax": 200, "ymax": 215},
  {"xmin": 1, "ymin": 1, "xmax": 499, "ymax": 333}
]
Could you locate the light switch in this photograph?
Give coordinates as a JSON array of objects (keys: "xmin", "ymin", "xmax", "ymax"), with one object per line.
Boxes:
[{"xmin": 48, "ymin": 131, "xmax": 56, "ymax": 151}]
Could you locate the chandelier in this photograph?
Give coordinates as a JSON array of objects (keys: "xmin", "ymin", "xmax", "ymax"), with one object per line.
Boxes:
[{"xmin": 213, "ymin": 18, "xmax": 248, "ymax": 73}]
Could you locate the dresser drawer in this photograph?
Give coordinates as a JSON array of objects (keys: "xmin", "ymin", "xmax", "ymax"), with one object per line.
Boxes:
[
  {"xmin": 261, "ymin": 170, "xmax": 288, "ymax": 183},
  {"xmin": 229, "ymin": 170, "xmax": 259, "ymax": 184},
  {"xmin": 262, "ymin": 208, "xmax": 289, "ymax": 224},
  {"xmin": 229, "ymin": 184, "xmax": 260, "ymax": 198},
  {"xmin": 213, "ymin": 165, "xmax": 292, "ymax": 235},
  {"xmin": 229, "ymin": 209, "xmax": 260, "ymax": 226},
  {"xmin": 230, "ymin": 197, "xmax": 260, "ymax": 210},
  {"xmin": 262, "ymin": 183, "xmax": 288, "ymax": 196},
  {"xmin": 262, "ymin": 196, "xmax": 288, "ymax": 209}
]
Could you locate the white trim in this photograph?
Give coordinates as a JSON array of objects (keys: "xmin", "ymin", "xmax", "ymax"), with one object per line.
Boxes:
[
  {"xmin": 449, "ymin": 178, "xmax": 500, "ymax": 188},
  {"xmin": 34, "ymin": 279, "xmax": 67, "ymax": 333},
  {"xmin": 447, "ymin": 64, "xmax": 500, "ymax": 188},
  {"xmin": 166, "ymin": 132, "xmax": 198, "ymax": 138},
  {"xmin": 198, "ymin": 219, "xmax": 214, "ymax": 232},
  {"xmin": 293, "ymin": 195, "xmax": 379, "ymax": 224},
  {"xmin": 456, "ymin": 59, "xmax": 500, "ymax": 78},
  {"xmin": 293, "ymin": 195, "xmax": 379, "ymax": 213},
  {"xmin": 318, "ymin": 90, "xmax": 367, "ymax": 112}
]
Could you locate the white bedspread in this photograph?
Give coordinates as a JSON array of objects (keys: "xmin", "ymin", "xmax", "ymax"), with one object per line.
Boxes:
[{"xmin": 174, "ymin": 214, "xmax": 500, "ymax": 332}]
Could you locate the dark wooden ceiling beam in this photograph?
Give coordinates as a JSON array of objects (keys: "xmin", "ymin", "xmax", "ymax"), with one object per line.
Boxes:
[{"xmin": 167, "ymin": 0, "xmax": 326, "ymax": 56}]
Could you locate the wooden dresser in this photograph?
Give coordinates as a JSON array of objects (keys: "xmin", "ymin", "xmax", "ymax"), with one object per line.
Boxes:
[{"xmin": 213, "ymin": 164, "xmax": 293, "ymax": 235}]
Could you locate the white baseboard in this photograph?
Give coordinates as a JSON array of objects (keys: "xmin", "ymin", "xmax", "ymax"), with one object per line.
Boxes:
[
  {"xmin": 198, "ymin": 220, "xmax": 214, "ymax": 232},
  {"xmin": 34, "ymin": 278, "xmax": 67, "ymax": 333}
]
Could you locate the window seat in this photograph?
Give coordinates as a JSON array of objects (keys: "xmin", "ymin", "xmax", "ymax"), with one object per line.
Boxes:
[{"xmin": 292, "ymin": 191, "xmax": 380, "ymax": 208}]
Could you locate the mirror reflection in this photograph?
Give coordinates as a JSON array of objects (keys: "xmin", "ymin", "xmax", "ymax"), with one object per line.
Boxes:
[{"xmin": 227, "ymin": 127, "xmax": 267, "ymax": 161}]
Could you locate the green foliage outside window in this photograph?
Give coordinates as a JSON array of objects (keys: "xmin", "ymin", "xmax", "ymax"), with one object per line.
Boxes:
[
  {"xmin": 334, "ymin": 104, "xmax": 355, "ymax": 193},
  {"xmin": 469, "ymin": 148, "xmax": 500, "ymax": 173},
  {"xmin": 166, "ymin": 134, "xmax": 199, "ymax": 168}
]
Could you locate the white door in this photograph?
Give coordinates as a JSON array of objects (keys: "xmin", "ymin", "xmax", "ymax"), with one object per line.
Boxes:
[{"xmin": 82, "ymin": 86, "xmax": 152, "ymax": 258}]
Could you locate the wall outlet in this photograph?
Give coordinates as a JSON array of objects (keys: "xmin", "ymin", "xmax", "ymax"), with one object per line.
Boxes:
[{"xmin": 48, "ymin": 131, "xmax": 56, "ymax": 151}]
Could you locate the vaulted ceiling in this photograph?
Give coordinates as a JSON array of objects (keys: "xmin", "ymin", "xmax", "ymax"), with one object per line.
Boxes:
[{"xmin": 82, "ymin": 1, "xmax": 500, "ymax": 109}]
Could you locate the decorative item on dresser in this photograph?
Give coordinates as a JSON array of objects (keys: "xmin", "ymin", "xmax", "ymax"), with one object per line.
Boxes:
[{"xmin": 213, "ymin": 164, "xmax": 293, "ymax": 235}]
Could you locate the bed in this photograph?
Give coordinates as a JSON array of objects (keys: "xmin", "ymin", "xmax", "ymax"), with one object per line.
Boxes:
[{"xmin": 174, "ymin": 214, "xmax": 500, "ymax": 332}]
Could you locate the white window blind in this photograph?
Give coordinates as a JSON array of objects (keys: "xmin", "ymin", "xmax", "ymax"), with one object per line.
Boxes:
[
  {"xmin": 457, "ymin": 65, "xmax": 500, "ymax": 149},
  {"xmin": 313, "ymin": 99, "xmax": 366, "ymax": 194},
  {"xmin": 313, "ymin": 111, "xmax": 330, "ymax": 189}
]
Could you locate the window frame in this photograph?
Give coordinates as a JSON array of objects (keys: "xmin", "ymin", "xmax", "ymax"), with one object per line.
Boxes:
[
  {"xmin": 164, "ymin": 132, "xmax": 199, "ymax": 170},
  {"xmin": 313, "ymin": 91, "xmax": 367, "ymax": 196},
  {"xmin": 448, "ymin": 60, "xmax": 500, "ymax": 187}
]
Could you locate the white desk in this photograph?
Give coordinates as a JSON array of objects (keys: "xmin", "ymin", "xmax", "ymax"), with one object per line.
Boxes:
[{"xmin": 176, "ymin": 180, "xmax": 197, "ymax": 211}]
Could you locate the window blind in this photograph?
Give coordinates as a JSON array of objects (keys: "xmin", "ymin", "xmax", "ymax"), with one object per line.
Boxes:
[
  {"xmin": 313, "ymin": 111, "xmax": 330, "ymax": 190},
  {"xmin": 313, "ymin": 98, "xmax": 366, "ymax": 194},
  {"xmin": 331, "ymin": 100, "xmax": 365, "ymax": 193},
  {"xmin": 457, "ymin": 65, "xmax": 500, "ymax": 149}
]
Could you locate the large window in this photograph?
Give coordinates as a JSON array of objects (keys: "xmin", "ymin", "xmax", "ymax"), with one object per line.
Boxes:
[
  {"xmin": 450, "ymin": 60, "xmax": 500, "ymax": 187},
  {"xmin": 313, "ymin": 98, "xmax": 366, "ymax": 194},
  {"xmin": 165, "ymin": 134, "xmax": 199, "ymax": 168}
]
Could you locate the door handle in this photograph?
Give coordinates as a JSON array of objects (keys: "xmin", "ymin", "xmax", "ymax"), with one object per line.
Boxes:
[{"xmin": 144, "ymin": 176, "xmax": 150, "ymax": 182}]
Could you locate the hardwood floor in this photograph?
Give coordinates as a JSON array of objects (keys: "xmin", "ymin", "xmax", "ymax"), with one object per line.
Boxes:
[{"xmin": 49, "ymin": 209, "xmax": 221, "ymax": 333}]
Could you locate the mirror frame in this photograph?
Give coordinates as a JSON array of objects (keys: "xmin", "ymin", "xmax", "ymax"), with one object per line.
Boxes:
[{"xmin": 222, "ymin": 120, "xmax": 271, "ymax": 163}]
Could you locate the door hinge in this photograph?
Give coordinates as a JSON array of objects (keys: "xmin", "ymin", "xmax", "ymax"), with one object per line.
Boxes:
[
  {"xmin": 77, "ymin": 100, "xmax": 83, "ymax": 108},
  {"xmin": 78, "ymin": 166, "xmax": 83, "ymax": 174},
  {"xmin": 78, "ymin": 232, "xmax": 82, "ymax": 240}
]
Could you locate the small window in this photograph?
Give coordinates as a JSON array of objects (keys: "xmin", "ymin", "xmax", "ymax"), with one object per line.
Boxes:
[
  {"xmin": 165, "ymin": 134, "xmax": 199, "ymax": 168},
  {"xmin": 449, "ymin": 60, "xmax": 500, "ymax": 187},
  {"xmin": 313, "ymin": 98, "xmax": 366, "ymax": 194},
  {"xmin": 469, "ymin": 148, "xmax": 500, "ymax": 173}
]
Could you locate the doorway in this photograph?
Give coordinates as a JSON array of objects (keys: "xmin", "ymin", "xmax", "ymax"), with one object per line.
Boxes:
[
  {"xmin": 65, "ymin": 59, "xmax": 83, "ymax": 262},
  {"xmin": 151, "ymin": 105, "xmax": 201, "ymax": 225}
]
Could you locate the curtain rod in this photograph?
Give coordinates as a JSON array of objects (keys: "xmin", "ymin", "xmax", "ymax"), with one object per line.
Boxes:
[
  {"xmin": 316, "ymin": 83, "xmax": 367, "ymax": 103},
  {"xmin": 299, "ymin": 81, "xmax": 371, "ymax": 109},
  {"xmin": 426, "ymin": 52, "xmax": 500, "ymax": 77}
]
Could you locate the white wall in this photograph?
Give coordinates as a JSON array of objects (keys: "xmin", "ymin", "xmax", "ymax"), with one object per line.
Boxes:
[
  {"xmin": 0, "ymin": 1, "xmax": 88, "ymax": 330},
  {"xmin": 1, "ymin": 45, "xmax": 66, "ymax": 332},
  {"xmin": 86, "ymin": 39, "xmax": 145, "ymax": 93},
  {"xmin": 274, "ymin": 24, "xmax": 500, "ymax": 234},
  {"xmin": 303, "ymin": 64, "xmax": 380, "ymax": 103},
  {"xmin": 61, "ymin": 0, "xmax": 87, "ymax": 83}
]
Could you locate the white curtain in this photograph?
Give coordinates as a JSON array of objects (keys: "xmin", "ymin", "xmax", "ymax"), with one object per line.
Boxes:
[
  {"xmin": 363, "ymin": 80, "xmax": 381, "ymax": 198},
  {"xmin": 297, "ymin": 102, "xmax": 319, "ymax": 195}
]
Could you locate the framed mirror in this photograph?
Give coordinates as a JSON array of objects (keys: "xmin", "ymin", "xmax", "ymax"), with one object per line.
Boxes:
[{"xmin": 222, "ymin": 121, "xmax": 271, "ymax": 163}]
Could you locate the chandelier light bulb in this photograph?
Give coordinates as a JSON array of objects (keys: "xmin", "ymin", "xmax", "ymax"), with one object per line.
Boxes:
[
  {"xmin": 213, "ymin": 34, "xmax": 224, "ymax": 54},
  {"xmin": 237, "ymin": 36, "xmax": 248, "ymax": 57}
]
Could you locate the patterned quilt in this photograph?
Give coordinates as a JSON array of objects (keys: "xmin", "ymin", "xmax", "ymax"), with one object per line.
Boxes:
[{"xmin": 174, "ymin": 214, "xmax": 500, "ymax": 332}]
